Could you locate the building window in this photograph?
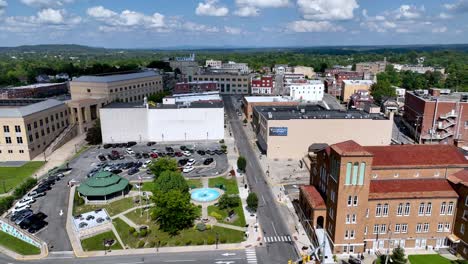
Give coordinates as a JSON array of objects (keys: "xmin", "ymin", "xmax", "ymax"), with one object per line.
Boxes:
[
  {"xmin": 418, "ymin": 203, "xmax": 425, "ymax": 216},
  {"xmin": 397, "ymin": 203, "xmax": 403, "ymax": 216},
  {"xmin": 3, "ymin": 125, "xmax": 9, "ymax": 133},
  {"xmin": 347, "ymin": 196, "xmax": 352, "ymax": 206},
  {"xmin": 448, "ymin": 202, "xmax": 454, "ymax": 215},
  {"xmin": 423, "ymin": 223, "xmax": 429, "ymax": 233},
  {"xmin": 401, "ymin": 224, "xmax": 408, "ymax": 233},
  {"xmin": 404, "ymin": 203, "xmax": 410, "ymax": 216},
  {"xmin": 345, "ymin": 162, "xmax": 352, "ymax": 185},
  {"xmin": 34, "ymin": 122, "xmax": 37, "ymax": 128},
  {"xmin": 441, "ymin": 202, "xmax": 447, "ymax": 215},
  {"xmin": 7, "ymin": 150, "xmax": 13, "ymax": 154},
  {"xmin": 395, "ymin": 224, "xmax": 401, "ymax": 233},
  {"xmin": 366, "ymin": 208, "xmax": 369, "ymax": 218},
  {"xmin": 35, "ymin": 132, "xmax": 39, "ymax": 139},
  {"xmin": 380, "ymin": 224, "xmax": 386, "ymax": 234},
  {"xmin": 5, "ymin": 137, "xmax": 11, "ymax": 144},
  {"xmin": 352, "ymin": 214, "xmax": 356, "ymax": 224},
  {"xmin": 463, "ymin": 210, "xmax": 468, "ymax": 220},
  {"xmin": 416, "ymin": 223, "xmax": 422, "ymax": 233},
  {"xmin": 437, "ymin": 223, "xmax": 444, "ymax": 232},
  {"xmin": 16, "ymin": 137, "xmax": 23, "ymax": 144},
  {"xmin": 373, "ymin": 224, "xmax": 379, "ymax": 234},
  {"xmin": 364, "ymin": 226, "xmax": 368, "ymax": 235},
  {"xmin": 383, "ymin": 204, "xmax": 389, "ymax": 217},
  {"xmin": 445, "ymin": 223, "xmax": 451, "ymax": 232},
  {"xmin": 352, "ymin": 162, "xmax": 359, "ymax": 185},
  {"xmin": 19, "ymin": 150, "xmax": 24, "ymax": 153},
  {"xmin": 27, "ymin": 124, "xmax": 31, "ymax": 131},
  {"xmin": 14, "ymin": 125, "xmax": 21, "ymax": 133},
  {"xmin": 345, "ymin": 230, "xmax": 349, "ymax": 239},
  {"xmin": 350, "ymin": 230, "xmax": 355, "ymax": 239},
  {"xmin": 40, "ymin": 119, "xmax": 43, "ymax": 126},
  {"xmin": 29, "ymin": 135, "xmax": 33, "ymax": 142},
  {"xmin": 346, "ymin": 214, "xmax": 350, "ymax": 224},
  {"xmin": 358, "ymin": 162, "xmax": 366, "ymax": 185},
  {"xmin": 353, "ymin": 196, "xmax": 358, "ymax": 206},
  {"xmin": 376, "ymin": 204, "xmax": 382, "ymax": 217},
  {"xmin": 426, "ymin": 203, "xmax": 432, "ymax": 216},
  {"xmin": 45, "ymin": 117, "xmax": 49, "ymax": 124}
]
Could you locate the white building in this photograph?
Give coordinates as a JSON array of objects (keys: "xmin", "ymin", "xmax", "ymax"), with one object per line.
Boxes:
[
  {"xmin": 221, "ymin": 61, "xmax": 250, "ymax": 74},
  {"xmin": 293, "ymin": 66, "xmax": 315, "ymax": 78},
  {"xmin": 392, "ymin": 64, "xmax": 445, "ymax": 74},
  {"xmin": 205, "ymin": 59, "xmax": 222, "ymax": 69},
  {"xmin": 289, "ymin": 80, "xmax": 324, "ymax": 101},
  {"xmin": 100, "ymin": 98, "xmax": 224, "ymax": 143},
  {"xmin": 273, "ymin": 64, "xmax": 293, "ymax": 75}
]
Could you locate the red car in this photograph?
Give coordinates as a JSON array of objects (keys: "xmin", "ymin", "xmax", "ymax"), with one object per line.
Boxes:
[
  {"xmin": 150, "ymin": 153, "xmax": 159, "ymax": 159},
  {"xmin": 175, "ymin": 152, "xmax": 183, "ymax": 157}
]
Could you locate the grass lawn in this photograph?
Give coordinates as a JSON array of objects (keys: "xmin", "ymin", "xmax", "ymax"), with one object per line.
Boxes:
[
  {"xmin": 112, "ymin": 217, "xmax": 141, "ymax": 249},
  {"xmin": 141, "ymin": 182, "xmax": 155, "ymax": 192},
  {"xmin": 73, "ymin": 196, "xmax": 138, "ymax": 216},
  {"xmin": 408, "ymin": 254, "xmax": 452, "ymax": 264},
  {"xmin": 0, "ymin": 161, "xmax": 45, "ymax": 194},
  {"xmin": 208, "ymin": 203, "xmax": 246, "ymax": 227},
  {"xmin": 142, "ymin": 179, "xmax": 201, "ymax": 193},
  {"xmin": 81, "ymin": 231, "xmax": 122, "ymax": 251},
  {"xmin": 125, "ymin": 209, "xmax": 244, "ymax": 246},
  {"xmin": 208, "ymin": 176, "xmax": 239, "ymax": 195},
  {"xmin": 0, "ymin": 230, "xmax": 41, "ymax": 255}
]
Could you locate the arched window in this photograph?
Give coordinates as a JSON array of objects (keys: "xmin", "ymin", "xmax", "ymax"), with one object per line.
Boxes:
[
  {"xmin": 345, "ymin": 162, "xmax": 352, "ymax": 185},
  {"xmin": 352, "ymin": 162, "xmax": 359, "ymax": 185},
  {"xmin": 426, "ymin": 202, "xmax": 432, "ymax": 215},
  {"xmin": 397, "ymin": 203, "xmax": 403, "ymax": 216},
  {"xmin": 358, "ymin": 162, "xmax": 366, "ymax": 185},
  {"xmin": 440, "ymin": 202, "xmax": 446, "ymax": 215},
  {"xmin": 404, "ymin": 203, "xmax": 411, "ymax": 216},
  {"xmin": 376, "ymin": 204, "xmax": 382, "ymax": 216},
  {"xmin": 383, "ymin": 203, "xmax": 389, "ymax": 216},
  {"xmin": 418, "ymin": 203, "xmax": 425, "ymax": 215}
]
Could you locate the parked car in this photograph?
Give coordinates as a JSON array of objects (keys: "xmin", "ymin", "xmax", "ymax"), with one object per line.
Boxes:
[
  {"xmin": 206, "ymin": 150, "xmax": 215, "ymax": 155},
  {"xmin": 203, "ymin": 158, "xmax": 214, "ymax": 165},
  {"xmin": 214, "ymin": 150, "xmax": 224, "ymax": 155},
  {"xmin": 182, "ymin": 151, "xmax": 191, "ymax": 157},
  {"xmin": 117, "ymin": 143, "xmax": 125, "ymax": 148},
  {"xmin": 180, "ymin": 146, "xmax": 187, "ymax": 151},
  {"xmin": 103, "ymin": 144, "xmax": 112, "ymax": 149},
  {"xmin": 183, "ymin": 166, "xmax": 195, "ymax": 173},
  {"xmin": 87, "ymin": 168, "xmax": 100, "ymax": 178},
  {"xmin": 142, "ymin": 152, "xmax": 150, "ymax": 159},
  {"xmin": 134, "ymin": 161, "xmax": 143, "ymax": 168},
  {"xmin": 123, "ymin": 162, "xmax": 135, "ymax": 170},
  {"xmin": 12, "ymin": 203, "xmax": 31, "ymax": 214},
  {"xmin": 18, "ymin": 196, "xmax": 36, "ymax": 205},
  {"xmin": 107, "ymin": 154, "xmax": 118, "ymax": 160},
  {"xmin": 178, "ymin": 159, "xmax": 189, "ymax": 166},
  {"xmin": 150, "ymin": 153, "xmax": 158, "ymax": 159},
  {"xmin": 165, "ymin": 146, "xmax": 174, "ymax": 152},
  {"xmin": 186, "ymin": 159, "xmax": 196, "ymax": 166},
  {"xmin": 142, "ymin": 160, "xmax": 152, "ymax": 168},
  {"xmin": 126, "ymin": 141, "xmax": 137, "ymax": 147},
  {"xmin": 10, "ymin": 209, "xmax": 32, "ymax": 222},
  {"xmin": 110, "ymin": 169, "xmax": 122, "ymax": 174},
  {"xmin": 28, "ymin": 220, "xmax": 48, "ymax": 234},
  {"xmin": 175, "ymin": 152, "xmax": 183, "ymax": 157},
  {"xmin": 197, "ymin": 150, "xmax": 206, "ymax": 155},
  {"xmin": 34, "ymin": 186, "xmax": 49, "ymax": 194},
  {"xmin": 98, "ymin": 155, "xmax": 107, "ymax": 161},
  {"xmin": 147, "ymin": 141, "xmax": 156, "ymax": 146},
  {"xmin": 128, "ymin": 168, "xmax": 139, "ymax": 175},
  {"xmin": 167, "ymin": 152, "xmax": 175, "ymax": 157},
  {"xmin": 27, "ymin": 190, "xmax": 46, "ymax": 199},
  {"xmin": 125, "ymin": 148, "xmax": 135, "ymax": 155}
]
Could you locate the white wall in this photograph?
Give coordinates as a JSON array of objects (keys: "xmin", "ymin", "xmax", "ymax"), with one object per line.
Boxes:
[
  {"xmin": 289, "ymin": 83, "xmax": 324, "ymax": 101},
  {"xmin": 100, "ymin": 107, "xmax": 224, "ymax": 143},
  {"xmin": 100, "ymin": 108, "xmax": 148, "ymax": 143}
]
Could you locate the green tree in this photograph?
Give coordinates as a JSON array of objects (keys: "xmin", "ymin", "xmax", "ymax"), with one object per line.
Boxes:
[
  {"xmin": 85, "ymin": 119, "xmax": 102, "ymax": 145},
  {"xmin": 218, "ymin": 194, "xmax": 240, "ymax": 209},
  {"xmin": 247, "ymin": 192, "xmax": 258, "ymax": 211},
  {"xmin": 153, "ymin": 170, "xmax": 189, "ymax": 194},
  {"xmin": 390, "ymin": 246, "xmax": 406, "ymax": 264},
  {"xmin": 148, "ymin": 91, "xmax": 170, "ymax": 103},
  {"xmin": 370, "ymin": 79, "xmax": 395, "ymax": 104},
  {"xmin": 147, "ymin": 61, "xmax": 172, "ymax": 72},
  {"xmin": 148, "ymin": 157, "xmax": 178, "ymax": 179},
  {"xmin": 237, "ymin": 156, "xmax": 247, "ymax": 172},
  {"xmin": 151, "ymin": 189, "xmax": 197, "ymax": 235}
]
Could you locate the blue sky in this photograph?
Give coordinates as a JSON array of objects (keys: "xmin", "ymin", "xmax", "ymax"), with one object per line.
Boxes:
[{"xmin": 0, "ymin": 0, "xmax": 467, "ymax": 48}]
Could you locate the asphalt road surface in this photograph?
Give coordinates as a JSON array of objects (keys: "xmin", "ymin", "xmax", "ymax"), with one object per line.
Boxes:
[{"xmin": 224, "ymin": 95, "xmax": 299, "ymax": 263}]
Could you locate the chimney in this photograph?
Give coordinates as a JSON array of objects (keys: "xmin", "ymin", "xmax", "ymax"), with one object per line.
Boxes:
[
  {"xmin": 454, "ymin": 139, "xmax": 464, "ymax": 148},
  {"xmin": 429, "ymin": 88, "xmax": 441, "ymax": 97}
]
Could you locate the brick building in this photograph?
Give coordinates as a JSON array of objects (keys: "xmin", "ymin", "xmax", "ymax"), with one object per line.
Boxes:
[
  {"xmin": 0, "ymin": 82, "xmax": 69, "ymax": 99},
  {"xmin": 403, "ymin": 89, "xmax": 468, "ymax": 145},
  {"xmin": 299, "ymin": 140, "xmax": 468, "ymax": 257},
  {"xmin": 173, "ymin": 81, "xmax": 218, "ymax": 94},
  {"xmin": 251, "ymin": 76, "xmax": 273, "ymax": 95},
  {"xmin": 335, "ymin": 72, "xmax": 364, "ymax": 94}
]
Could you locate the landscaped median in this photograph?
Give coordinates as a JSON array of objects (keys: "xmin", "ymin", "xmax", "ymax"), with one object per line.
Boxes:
[
  {"xmin": 0, "ymin": 230, "xmax": 41, "ymax": 255},
  {"xmin": 207, "ymin": 176, "xmax": 246, "ymax": 227}
]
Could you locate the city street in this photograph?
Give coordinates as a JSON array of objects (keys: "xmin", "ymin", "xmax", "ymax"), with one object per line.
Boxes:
[{"xmin": 224, "ymin": 95, "xmax": 299, "ymax": 263}]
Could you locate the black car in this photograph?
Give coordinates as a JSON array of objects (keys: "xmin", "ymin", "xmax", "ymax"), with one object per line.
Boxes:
[
  {"xmin": 178, "ymin": 159, "xmax": 189, "ymax": 166},
  {"xmin": 180, "ymin": 146, "xmax": 187, "ymax": 151},
  {"xmin": 167, "ymin": 152, "xmax": 175, "ymax": 157},
  {"xmin": 103, "ymin": 144, "xmax": 112, "ymax": 149},
  {"xmin": 203, "ymin": 158, "xmax": 214, "ymax": 165},
  {"xmin": 117, "ymin": 143, "xmax": 125, "ymax": 148},
  {"xmin": 111, "ymin": 144, "xmax": 118, "ymax": 148},
  {"xmin": 134, "ymin": 161, "xmax": 143, "ymax": 168},
  {"xmin": 147, "ymin": 141, "xmax": 156, "ymax": 146},
  {"xmin": 34, "ymin": 212, "xmax": 47, "ymax": 221},
  {"xmin": 107, "ymin": 154, "xmax": 118, "ymax": 160},
  {"xmin": 111, "ymin": 169, "xmax": 122, "ymax": 174},
  {"xmin": 128, "ymin": 167, "xmax": 139, "ymax": 175},
  {"xmin": 28, "ymin": 220, "xmax": 48, "ymax": 234},
  {"xmin": 135, "ymin": 152, "xmax": 142, "ymax": 159},
  {"xmin": 34, "ymin": 185, "xmax": 49, "ymax": 194},
  {"xmin": 214, "ymin": 150, "xmax": 224, "ymax": 155},
  {"xmin": 206, "ymin": 150, "xmax": 215, "ymax": 155},
  {"xmin": 10, "ymin": 209, "xmax": 33, "ymax": 222},
  {"xmin": 123, "ymin": 162, "xmax": 135, "ymax": 170},
  {"xmin": 158, "ymin": 152, "xmax": 166, "ymax": 157},
  {"xmin": 197, "ymin": 150, "xmax": 206, "ymax": 155},
  {"xmin": 98, "ymin": 155, "xmax": 107, "ymax": 161},
  {"xmin": 165, "ymin": 146, "xmax": 174, "ymax": 152},
  {"xmin": 127, "ymin": 141, "xmax": 137, "ymax": 147},
  {"xmin": 142, "ymin": 152, "xmax": 150, "ymax": 159}
]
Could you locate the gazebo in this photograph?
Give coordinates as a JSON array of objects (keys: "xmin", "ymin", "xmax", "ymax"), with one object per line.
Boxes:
[{"xmin": 77, "ymin": 171, "xmax": 130, "ymax": 203}]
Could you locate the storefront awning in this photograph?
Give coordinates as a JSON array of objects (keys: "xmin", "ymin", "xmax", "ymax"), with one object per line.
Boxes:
[{"xmin": 447, "ymin": 234, "xmax": 461, "ymax": 243}]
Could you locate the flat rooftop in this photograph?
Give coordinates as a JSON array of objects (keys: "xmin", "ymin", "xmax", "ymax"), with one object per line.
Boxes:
[
  {"xmin": 103, "ymin": 100, "xmax": 223, "ymax": 110},
  {"xmin": 0, "ymin": 82, "xmax": 67, "ymax": 90},
  {"xmin": 254, "ymin": 105, "xmax": 386, "ymax": 120},
  {"xmin": 342, "ymin": 80, "xmax": 374, "ymax": 85},
  {"xmin": 0, "ymin": 99, "xmax": 65, "ymax": 117},
  {"xmin": 72, "ymin": 71, "xmax": 159, "ymax": 83},
  {"xmin": 408, "ymin": 90, "xmax": 468, "ymax": 102},
  {"xmin": 244, "ymin": 96, "xmax": 294, "ymax": 103}
]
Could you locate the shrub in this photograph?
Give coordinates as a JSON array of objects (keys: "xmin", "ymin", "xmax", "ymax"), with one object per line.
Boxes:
[
  {"xmin": 160, "ymin": 241, "xmax": 167, "ymax": 246},
  {"xmin": 132, "ymin": 231, "xmax": 139, "ymax": 238},
  {"xmin": 0, "ymin": 196, "xmax": 15, "ymax": 215},
  {"xmin": 210, "ymin": 211, "xmax": 223, "ymax": 221},
  {"xmin": 174, "ymin": 240, "xmax": 181, "ymax": 246},
  {"xmin": 196, "ymin": 240, "xmax": 204, "ymax": 245},
  {"xmin": 196, "ymin": 223, "xmax": 206, "ymax": 232},
  {"xmin": 229, "ymin": 169, "xmax": 236, "ymax": 176},
  {"xmin": 220, "ymin": 238, "xmax": 227, "ymax": 243},
  {"xmin": 137, "ymin": 240, "xmax": 145, "ymax": 248},
  {"xmin": 140, "ymin": 229, "xmax": 148, "ymax": 237},
  {"xmin": 13, "ymin": 178, "xmax": 38, "ymax": 199},
  {"xmin": 74, "ymin": 191, "xmax": 85, "ymax": 206},
  {"xmin": 128, "ymin": 227, "xmax": 136, "ymax": 234},
  {"xmin": 218, "ymin": 194, "xmax": 240, "ymax": 209},
  {"xmin": 237, "ymin": 156, "xmax": 247, "ymax": 172},
  {"xmin": 247, "ymin": 192, "xmax": 259, "ymax": 211},
  {"xmin": 185, "ymin": 240, "xmax": 192, "ymax": 245},
  {"xmin": 147, "ymin": 241, "xmax": 156, "ymax": 248},
  {"xmin": 219, "ymin": 139, "xmax": 225, "ymax": 144},
  {"xmin": 207, "ymin": 238, "xmax": 215, "ymax": 245}
]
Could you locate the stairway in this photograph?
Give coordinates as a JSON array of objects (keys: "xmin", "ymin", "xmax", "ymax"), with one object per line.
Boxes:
[
  {"xmin": 315, "ymin": 228, "xmax": 334, "ymax": 263},
  {"xmin": 45, "ymin": 124, "xmax": 77, "ymax": 157}
]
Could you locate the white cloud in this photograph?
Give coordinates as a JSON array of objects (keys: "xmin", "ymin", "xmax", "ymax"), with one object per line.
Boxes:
[
  {"xmin": 37, "ymin": 8, "xmax": 64, "ymax": 24},
  {"xmin": 234, "ymin": 6, "xmax": 259, "ymax": 17},
  {"xmin": 438, "ymin": 12, "xmax": 453, "ymax": 19},
  {"xmin": 235, "ymin": 0, "xmax": 289, "ymax": 8},
  {"xmin": 182, "ymin": 21, "xmax": 219, "ymax": 32},
  {"xmin": 0, "ymin": 8, "xmax": 80, "ymax": 33},
  {"xmin": 393, "ymin": 5, "xmax": 423, "ymax": 20},
  {"xmin": 87, "ymin": 6, "xmax": 165, "ymax": 29},
  {"xmin": 297, "ymin": 0, "xmax": 359, "ymax": 20},
  {"xmin": 20, "ymin": 0, "xmax": 74, "ymax": 8},
  {"xmin": 195, "ymin": 0, "xmax": 228, "ymax": 16},
  {"xmin": 432, "ymin": 26, "xmax": 448, "ymax": 33},
  {"xmin": 224, "ymin": 26, "xmax": 242, "ymax": 34},
  {"xmin": 444, "ymin": 0, "xmax": 468, "ymax": 13},
  {"xmin": 0, "ymin": 0, "xmax": 7, "ymax": 15},
  {"xmin": 287, "ymin": 20, "xmax": 344, "ymax": 32}
]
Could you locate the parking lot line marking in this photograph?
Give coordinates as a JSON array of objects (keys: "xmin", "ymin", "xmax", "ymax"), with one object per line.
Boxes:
[{"xmin": 163, "ymin": 260, "xmax": 196, "ymax": 262}]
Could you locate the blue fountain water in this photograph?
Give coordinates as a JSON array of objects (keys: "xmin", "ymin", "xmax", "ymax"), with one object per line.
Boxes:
[{"xmin": 191, "ymin": 188, "xmax": 221, "ymax": 202}]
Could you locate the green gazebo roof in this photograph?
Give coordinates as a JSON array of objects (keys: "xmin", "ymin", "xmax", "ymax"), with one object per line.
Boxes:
[{"xmin": 77, "ymin": 171, "xmax": 129, "ymax": 196}]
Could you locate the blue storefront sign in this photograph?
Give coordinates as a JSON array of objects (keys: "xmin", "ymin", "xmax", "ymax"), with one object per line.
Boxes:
[{"xmin": 269, "ymin": 127, "xmax": 288, "ymax": 136}]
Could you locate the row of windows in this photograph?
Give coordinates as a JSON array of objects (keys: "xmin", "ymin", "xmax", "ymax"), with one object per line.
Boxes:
[
  {"xmin": 345, "ymin": 162, "xmax": 366, "ymax": 186},
  {"xmin": 26, "ymin": 110, "xmax": 68, "ymax": 131},
  {"xmin": 110, "ymin": 86, "xmax": 161, "ymax": 94},
  {"xmin": 29, "ymin": 120, "xmax": 68, "ymax": 143},
  {"xmin": 372, "ymin": 170, "xmax": 441, "ymax": 179},
  {"xmin": 193, "ymin": 77, "xmax": 248, "ymax": 82},
  {"xmin": 0, "ymin": 149, "xmax": 25, "ymax": 154},
  {"xmin": 375, "ymin": 202, "xmax": 453, "ymax": 217},
  {"xmin": 369, "ymin": 223, "xmax": 451, "ymax": 235},
  {"xmin": 347, "ymin": 196, "xmax": 359, "ymax": 206},
  {"xmin": 344, "ymin": 229, "xmax": 355, "ymax": 240},
  {"xmin": 345, "ymin": 214, "xmax": 357, "ymax": 224},
  {"xmin": 3, "ymin": 125, "xmax": 21, "ymax": 133}
]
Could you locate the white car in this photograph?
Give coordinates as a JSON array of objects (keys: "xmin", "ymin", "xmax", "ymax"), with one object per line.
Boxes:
[
  {"xmin": 183, "ymin": 166, "xmax": 195, "ymax": 173},
  {"xmin": 142, "ymin": 160, "xmax": 152, "ymax": 168},
  {"xmin": 126, "ymin": 148, "xmax": 134, "ymax": 155},
  {"xmin": 182, "ymin": 151, "xmax": 191, "ymax": 157},
  {"xmin": 186, "ymin": 159, "xmax": 196, "ymax": 166},
  {"xmin": 12, "ymin": 203, "xmax": 31, "ymax": 214},
  {"xmin": 18, "ymin": 196, "xmax": 35, "ymax": 205}
]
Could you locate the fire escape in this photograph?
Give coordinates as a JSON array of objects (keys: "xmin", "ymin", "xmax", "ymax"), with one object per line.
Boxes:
[{"xmin": 421, "ymin": 108, "xmax": 458, "ymax": 142}]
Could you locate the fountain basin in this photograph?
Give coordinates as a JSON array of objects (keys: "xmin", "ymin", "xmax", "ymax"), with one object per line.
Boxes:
[{"xmin": 191, "ymin": 188, "xmax": 221, "ymax": 202}]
